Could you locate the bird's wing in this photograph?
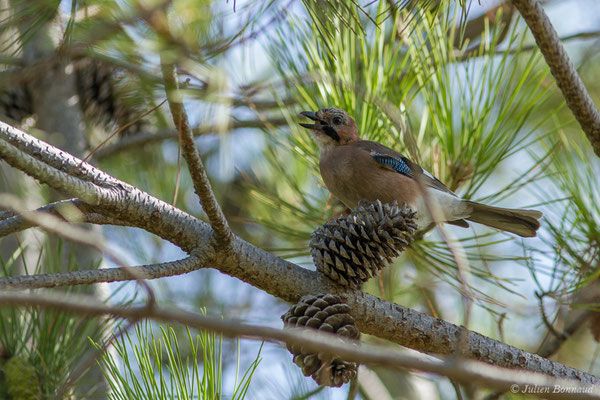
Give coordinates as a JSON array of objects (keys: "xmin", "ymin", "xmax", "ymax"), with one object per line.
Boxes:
[{"xmin": 355, "ymin": 141, "xmax": 455, "ymax": 195}]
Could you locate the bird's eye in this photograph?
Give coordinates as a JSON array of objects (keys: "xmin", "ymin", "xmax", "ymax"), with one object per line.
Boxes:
[{"xmin": 332, "ymin": 116, "xmax": 343, "ymax": 125}]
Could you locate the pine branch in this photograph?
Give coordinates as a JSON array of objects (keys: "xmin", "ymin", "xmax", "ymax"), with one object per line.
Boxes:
[
  {"xmin": 512, "ymin": 0, "xmax": 600, "ymax": 157},
  {"xmin": 1, "ymin": 121, "xmax": 599, "ymax": 383},
  {"xmin": 0, "ymin": 291, "xmax": 598, "ymax": 399},
  {"xmin": 93, "ymin": 117, "xmax": 288, "ymax": 160},
  {"xmin": 494, "ymin": 30, "xmax": 600, "ymax": 57},
  {"xmin": 537, "ymin": 309, "xmax": 595, "ymax": 359},
  {"xmin": 160, "ymin": 60, "xmax": 233, "ymax": 247},
  {"xmin": 0, "ymin": 198, "xmax": 126, "ymax": 237},
  {"xmin": 0, "ymin": 124, "xmax": 108, "ymax": 205},
  {"xmin": 0, "ymin": 120, "xmax": 211, "ymax": 252},
  {"xmin": 0, "ymin": 256, "xmax": 201, "ymax": 290},
  {"xmin": 1, "ymin": 121, "xmax": 124, "ymax": 189}
]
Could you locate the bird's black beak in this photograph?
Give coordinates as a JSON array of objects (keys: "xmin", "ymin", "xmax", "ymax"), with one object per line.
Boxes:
[{"xmin": 298, "ymin": 111, "xmax": 327, "ymax": 131}]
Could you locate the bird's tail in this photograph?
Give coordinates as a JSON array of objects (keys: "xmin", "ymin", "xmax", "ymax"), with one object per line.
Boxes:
[{"xmin": 465, "ymin": 201, "xmax": 542, "ymax": 237}]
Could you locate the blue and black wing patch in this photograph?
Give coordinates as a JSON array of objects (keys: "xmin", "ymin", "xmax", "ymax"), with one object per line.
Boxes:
[
  {"xmin": 370, "ymin": 152, "xmax": 412, "ymax": 176},
  {"xmin": 367, "ymin": 146, "xmax": 455, "ymax": 194}
]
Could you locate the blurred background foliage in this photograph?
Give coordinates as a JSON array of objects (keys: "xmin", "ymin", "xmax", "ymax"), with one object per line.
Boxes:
[
  {"xmin": 0, "ymin": 242, "xmax": 125, "ymax": 398},
  {"xmin": 1, "ymin": 0, "xmax": 600, "ymax": 398}
]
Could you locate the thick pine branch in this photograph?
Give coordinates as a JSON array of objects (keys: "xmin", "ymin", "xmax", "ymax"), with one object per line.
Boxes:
[{"xmin": 0, "ymin": 121, "xmax": 598, "ymax": 384}]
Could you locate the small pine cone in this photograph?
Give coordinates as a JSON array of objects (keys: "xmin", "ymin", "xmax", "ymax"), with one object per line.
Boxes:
[
  {"xmin": 310, "ymin": 200, "xmax": 417, "ymax": 288},
  {"xmin": 75, "ymin": 59, "xmax": 117, "ymax": 126},
  {"xmin": 75, "ymin": 59, "xmax": 145, "ymax": 135},
  {"xmin": 281, "ymin": 294, "xmax": 359, "ymax": 387},
  {"xmin": 4, "ymin": 356, "xmax": 41, "ymax": 400}
]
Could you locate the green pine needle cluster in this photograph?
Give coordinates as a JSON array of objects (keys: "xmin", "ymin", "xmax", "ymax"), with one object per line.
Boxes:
[
  {"xmin": 94, "ymin": 322, "xmax": 262, "ymax": 400},
  {"xmin": 530, "ymin": 133, "xmax": 600, "ymax": 298},
  {"xmin": 0, "ymin": 241, "xmax": 116, "ymax": 398}
]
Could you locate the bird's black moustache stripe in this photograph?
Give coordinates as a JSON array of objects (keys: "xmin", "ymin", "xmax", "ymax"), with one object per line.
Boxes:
[{"xmin": 323, "ymin": 126, "xmax": 340, "ymax": 142}]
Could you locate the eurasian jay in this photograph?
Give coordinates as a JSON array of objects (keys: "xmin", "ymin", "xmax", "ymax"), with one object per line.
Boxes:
[{"xmin": 299, "ymin": 107, "xmax": 542, "ymax": 237}]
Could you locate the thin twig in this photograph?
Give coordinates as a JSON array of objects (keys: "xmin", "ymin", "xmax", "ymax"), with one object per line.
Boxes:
[
  {"xmin": 93, "ymin": 117, "xmax": 288, "ymax": 160},
  {"xmin": 537, "ymin": 291, "xmax": 567, "ymax": 342},
  {"xmin": 454, "ymin": 2, "xmax": 515, "ymax": 61},
  {"xmin": 494, "ymin": 30, "xmax": 600, "ymax": 56},
  {"xmin": 356, "ymin": 365, "xmax": 393, "ymax": 400},
  {"xmin": 537, "ymin": 309, "xmax": 595, "ymax": 359},
  {"xmin": 347, "ymin": 371, "xmax": 359, "ymax": 400},
  {"xmin": 451, "ymin": 379, "xmax": 465, "ymax": 400},
  {"xmin": 511, "ymin": 0, "xmax": 600, "ymax": 157},
  {"xmin": 0, "ymin": 291, "xmax": 598, "ymax": 399},
  {"xmin": 295, "ymin": 385, "xmax": 326, "ymax": 400},
  {"xmin": 0, "ymin": 255, "xmax": 202, "ymax": 290},
  {"xmin": 71, "ymin": 99, "xmax": 168, "ymax": 173},
  {"xmin": 0, "ymin": 198, "xmax": 126, "ymax": 237},
  {"xmin": 160, "ymin": 61, "xmax": 233, "ymax": 247}
]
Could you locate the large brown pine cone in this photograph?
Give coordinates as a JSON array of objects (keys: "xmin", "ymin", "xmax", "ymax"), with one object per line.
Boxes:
[
  {"xmin": 310, "ymin": 200, "xmax": 417, "ymax": 288},
  {"xmin": 281, "ymin": 294, "xmax": 359, "ymax": 387}
]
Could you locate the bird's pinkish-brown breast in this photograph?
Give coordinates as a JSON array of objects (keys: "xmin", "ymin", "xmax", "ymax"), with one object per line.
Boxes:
[{"xmin": 319, "ymin": 144, "xmax": 421, "ymax": 209}]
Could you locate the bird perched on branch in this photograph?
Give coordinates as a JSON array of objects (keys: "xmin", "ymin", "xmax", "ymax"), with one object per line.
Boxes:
[{"xmin": 299, "ymin": 107, "xmax": 542, "ymax": 237}]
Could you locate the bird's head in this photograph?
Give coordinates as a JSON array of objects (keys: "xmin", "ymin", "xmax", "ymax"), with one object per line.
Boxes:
[{"xmin": 298, "ymin": 107, "xmax": 359, "ymax": 150}]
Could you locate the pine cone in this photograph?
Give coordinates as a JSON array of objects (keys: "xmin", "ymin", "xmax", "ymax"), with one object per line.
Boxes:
[
  {"xmin": 76, "ymin": 59, "xmax": 116, "ymax": 127},
  {"xmin": 311, "ymin": 200, "xmax": 417, "ymax": 288},
  {"xmin": 4, "ymin": 356, "xmax": 41, "ymax": 400},
  {"xmin": 75, "ymin": 59, "xmax": 145, "ymax": 135},
  {"xmin": 0, "ymin": 59, "xmax": 145, "ymax": 134},
  {"xmin": 0, "ymin": 85, "xmax": 33, "ymax": 122},
  {"xmin": 281, "ymin": 294, "xmax": 359, "ymax": 387}
]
